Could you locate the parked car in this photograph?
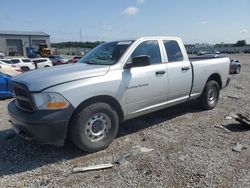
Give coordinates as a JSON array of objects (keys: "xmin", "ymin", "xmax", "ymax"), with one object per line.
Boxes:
[
  {"xmin": 0, "ymin": 72, "xmax": 13, "ymax": 98},
  {"xmin": 8, "ymin": 36, "xmax": 231, "ymax": 152},
  {"xmin": 230, "ymin": 59, "xmax": 241, "ymax": 74},
  {"xmin": 0, "ymin": 59, "xmax": 22, "ymax": 76},
  {"xmin": 197, "ymin": 51, "xmax": 207, "ymax": 56},
  {"xmin": 11, "ymin": 58, "xmax": 35, "ymax": 72},
  {"xmin": 32, "ymin": 58, "xmax": 53, "ymax": 69},
  {"xmin": 67, "ymin": 56, "xmax": 82, "ymax": 64},
  {"xmin": 49, "ymin": 55, "xmax": 68, "ymax": 65},
  {"xmin": 72, "ymin": 56, "xmax": 82, "ymax": 63}
]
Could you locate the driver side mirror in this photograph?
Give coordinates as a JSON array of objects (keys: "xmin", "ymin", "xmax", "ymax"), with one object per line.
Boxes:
[{"xmin": 125, "ymin": 55, "xmax": 150, "ymax": 69}]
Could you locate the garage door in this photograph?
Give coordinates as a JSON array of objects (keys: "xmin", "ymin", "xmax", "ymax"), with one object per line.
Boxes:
[
  {"xmin": 32, "ymin": 40, "xmax": 46, "ymax": 50},
  {"xmin": 6, "ymin": 39, "xmax": 23, "ymax": 56}
]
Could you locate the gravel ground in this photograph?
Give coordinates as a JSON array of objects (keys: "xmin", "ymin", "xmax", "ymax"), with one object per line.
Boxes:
[{"xmin": 0, "ymin": 54, "xmax": 250, "ymax": 188}]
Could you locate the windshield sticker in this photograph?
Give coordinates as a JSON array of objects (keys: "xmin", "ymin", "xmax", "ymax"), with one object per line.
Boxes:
[{"xmin": 118, "ymin": 41, "xmax": 132, "ymax": 45}]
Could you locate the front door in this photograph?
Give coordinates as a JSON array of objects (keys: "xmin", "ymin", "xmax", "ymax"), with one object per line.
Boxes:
[{"xmin": 124, "ymin": 40, "xmax": 168, "ymax": 116}]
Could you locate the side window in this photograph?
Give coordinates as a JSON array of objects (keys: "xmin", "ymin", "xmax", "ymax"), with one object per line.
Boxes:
[
  {"xmin": 11, "ymin": 59, "xmax": 20, "ymax": 64},
  {"xmin": 163, "ymin": 40, "xmax": 183, "ymax": 62},
  {"xmin": 36, "ymin": 60, "xmax": 45, "ymax": 63},
  {"xmin": 22, "ymin": 59, "xmax": 31, "ymax": 63},
  {"xmin": 131, "ymin": 40, "xmax": 162, "ymax": 65}
]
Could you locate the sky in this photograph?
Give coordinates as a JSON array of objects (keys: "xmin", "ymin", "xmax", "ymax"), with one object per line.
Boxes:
[{"xmin": 0, "ymin": 0, "xmax": 249, "ymax": 44}]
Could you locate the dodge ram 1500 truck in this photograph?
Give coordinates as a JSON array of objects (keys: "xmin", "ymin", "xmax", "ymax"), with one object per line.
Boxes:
[{"xmin": 8, "ymin": 37, "xmax": 231, "ymax": 152}]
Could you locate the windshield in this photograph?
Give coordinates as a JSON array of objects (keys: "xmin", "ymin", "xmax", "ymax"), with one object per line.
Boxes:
[
  {"xmin": 78, "ymin": 41, "xmax": 134, "ymax": 65},
  {"xmin": 1, "ymin": 60, "xmax": 12, "ymax": 64}
]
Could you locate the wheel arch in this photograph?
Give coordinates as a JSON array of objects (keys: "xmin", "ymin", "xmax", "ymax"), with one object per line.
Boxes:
[
  {"xmin": 21, "ymin": 66, "xmax": 30, "ymax": 70},
  {"xmin": 206, "ymin": 73, "xmax": 222, "ymax": 89}
]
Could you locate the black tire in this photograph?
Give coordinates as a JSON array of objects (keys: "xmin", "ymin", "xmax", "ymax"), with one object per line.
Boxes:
[
  {"xmin": 21, "ymin": 67, "xmax": 30, "ymax": 72},
  {"xmin": 70, "ymin": 102, "xmax": 119, "ymax": 152},
  {"xmin": 200, "ymin": 80, "xmax": 220, "ymax": 110},
  {"xmin": 44, "ymin": 65, "xmax": 50, "ymax": 68},
  {"xmin": 235, "ymin": 66, "xmax": 241, "ymax": 74}
]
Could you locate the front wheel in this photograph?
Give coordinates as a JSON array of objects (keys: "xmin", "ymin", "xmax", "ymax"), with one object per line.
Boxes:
[
  {"xmin": 200, "ymin": 80, "xmax": 220, "ymax": 110},
  {"xmin": 235, "ymin": 66, "xmax": 241, "ymax": 74},
  {"xmin": 70, "ymin": 102, "xmax": 119, "ymax": 152}
]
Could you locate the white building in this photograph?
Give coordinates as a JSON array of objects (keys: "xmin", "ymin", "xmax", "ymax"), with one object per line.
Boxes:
[{"xmin": 0, "ymin": 30, "xmax": 50, "ymax": 56}]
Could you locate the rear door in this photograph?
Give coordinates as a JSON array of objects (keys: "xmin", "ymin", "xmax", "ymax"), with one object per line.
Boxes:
[
  {"xmin": 124, "ymin": 40, "xmax": 169, "ymax": 115},
  {"xmin": 162, "ymin": 40, "xmax": 192, "ymax": 103}
]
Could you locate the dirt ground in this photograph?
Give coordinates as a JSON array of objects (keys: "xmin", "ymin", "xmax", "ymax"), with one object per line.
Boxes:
[{"xmin": 0, "ymin": 54, "xmax": 250, "ymax": 188}]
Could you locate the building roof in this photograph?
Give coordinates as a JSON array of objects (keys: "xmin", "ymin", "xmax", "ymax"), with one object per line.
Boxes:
[{"xmin": 0, "ymin": 30, "xmax": 49, "ymax": 37}]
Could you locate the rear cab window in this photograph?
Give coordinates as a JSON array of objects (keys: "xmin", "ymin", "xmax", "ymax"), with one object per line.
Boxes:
[
  {"xmin": 22, "ymin": 59, "xmax": 32, "ymax": 63},
  {"xmin": 163, "ymin": 40, "xmax": 183, "ymax": 62}
]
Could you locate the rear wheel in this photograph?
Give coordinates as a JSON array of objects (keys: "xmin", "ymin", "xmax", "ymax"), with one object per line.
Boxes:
[
  {"xmin": 200, "ymin": 80, "xmax": 220, "ymax": 110},
  {"xmin": 21, "ymin": 67, "xmax": 30, "ymax": 72},
  {"xmin": 70, "ymin": 102, "xmax": 119, "ymax": 152}
]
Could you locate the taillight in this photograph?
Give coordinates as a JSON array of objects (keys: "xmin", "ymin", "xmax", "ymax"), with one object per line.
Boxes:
[{"xmin": 15, "ymin": 68, "xmax": 22, "ymax": 72}]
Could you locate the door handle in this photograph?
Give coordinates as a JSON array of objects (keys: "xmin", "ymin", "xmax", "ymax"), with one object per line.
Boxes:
[
  {"xmin": 181, "ymin": 67, "xmax": 190, "ymax": 71},
  {"xmin": 155, "ymin": 70, "xmax": 166, "ymax": 75}
]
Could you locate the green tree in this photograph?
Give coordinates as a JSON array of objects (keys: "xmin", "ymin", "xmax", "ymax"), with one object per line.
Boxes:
[{"xmin": 234, "ymin": 40, "xmax": 246, "ymax": 47}]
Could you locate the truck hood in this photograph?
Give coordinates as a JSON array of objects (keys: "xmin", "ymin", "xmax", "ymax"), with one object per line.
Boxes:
[{"xmin": 13, "ymin": 63, "xmax": 110, "ymax": 91}]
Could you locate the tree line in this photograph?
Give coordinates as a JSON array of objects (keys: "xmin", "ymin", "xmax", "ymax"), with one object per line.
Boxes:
[
  {"xmin": 51, "ymin": 41, "xmax": 104, "ymax": 49},
  {"xmin": 215, "ymin": 40, "xmax": 248, "ymax": 47}
]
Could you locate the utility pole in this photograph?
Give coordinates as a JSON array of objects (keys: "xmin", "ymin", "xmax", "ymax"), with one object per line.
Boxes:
[{"xmin": 80, "ymin": 28, "xmax": 82, "ymax": 42}]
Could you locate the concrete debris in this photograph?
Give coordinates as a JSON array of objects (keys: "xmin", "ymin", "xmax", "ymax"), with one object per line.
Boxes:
[
  {"xmin": 72, "ymin": 163, "xmax": 114, "ymax": 173},
  {"xmin": 227, "ymin": 95, "xmax": 239, "ymax": 100},
  {"xmin": 235, "ymin": 86, "xmax": 245, "ymax": 90},
  {"xmin": 114, "ymin": 153, "xmax": 131, "ymax": 165},
  {"xmin": 230, "ymin": 113, "xmax": 239, "ymax": 119},
  {"xmin": 234, "ymin": 113, "xmax": 250, "ymax": 126},
  {"xmin": 139, "ymin": 147, "xmax": 154, "ymax": 153},
  {"xmin": 232, "ymin": 143, "xmax": 247, "ymax": 152},
  {"xmin": 178, "ymin": 155, "xmax": 187, "ymax": 161},
  {"xmin": 224, "ymin": 116, "xmax": 233, "ymax": 120},
  {"xmin": 214, "ymin": 125, "xmax": 231, "ymax": 133}
]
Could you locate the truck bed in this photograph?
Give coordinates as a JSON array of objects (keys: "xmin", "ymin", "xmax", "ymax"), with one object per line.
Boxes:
[{"xmin": 189, "ymin": 54, "xmax": 226, "ymax": 61}]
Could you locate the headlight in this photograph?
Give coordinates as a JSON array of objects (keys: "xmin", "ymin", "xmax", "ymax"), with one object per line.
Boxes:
[{"xmin": 32, "ymin": 93, "xmax": 69, "ymax": 110}]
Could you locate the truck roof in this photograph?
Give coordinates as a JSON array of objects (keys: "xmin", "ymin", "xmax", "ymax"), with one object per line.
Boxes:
[{"xmin": 110, "ymin": 36, "xmax": 182, "ymax": 43}]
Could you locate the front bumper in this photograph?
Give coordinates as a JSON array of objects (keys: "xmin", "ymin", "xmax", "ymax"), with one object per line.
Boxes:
[{"xmin": 8, "ymin": 100, "xmax": 75, "ymax": 146}]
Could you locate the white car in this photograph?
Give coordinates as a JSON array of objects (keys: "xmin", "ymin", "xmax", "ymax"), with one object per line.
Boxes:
[
  {"xmin": 11, "ymin": 58, "xmax": 35, "ymax": 72},
  {"xmin": 32, "ymin": 58, "xmax": 53, "ymax": 69},
  {"xmin": 0, "ymin": 59, "xmax": 22, "ymax": 76}
]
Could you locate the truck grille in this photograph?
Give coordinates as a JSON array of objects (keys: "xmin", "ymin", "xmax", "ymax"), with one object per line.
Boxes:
[{"xmin": 13, "ymin": 83, "xmax": 34, "ymax": 112}]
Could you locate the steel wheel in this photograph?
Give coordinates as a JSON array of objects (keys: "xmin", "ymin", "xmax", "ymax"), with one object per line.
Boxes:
[
  {"xmin": 85, "ymin": 113, "xmax": 111, "ymax": 142},
  {"xmin": 200, "ymin": 80, "xmax": 220, "ymax": 110},
  {"xmin": 207, "ymin": 86, "xmax": 218, "ymax": 105},
  {"xmin": 236, "ymin": 66, "xmax": 241, "ymax": 74},
  {"xmin": 70, "ymin": 102, "xmax": 119, "ymax": 152}
]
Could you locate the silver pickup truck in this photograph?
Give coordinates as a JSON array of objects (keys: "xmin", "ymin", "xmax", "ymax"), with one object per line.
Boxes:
[{"xmin": 8, "ymin": 37, "xmax": 230, "ymax": 152}]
